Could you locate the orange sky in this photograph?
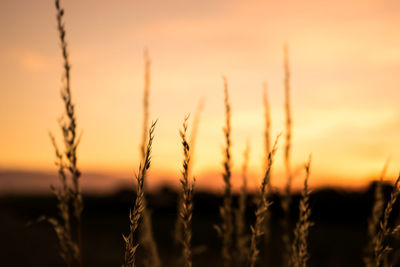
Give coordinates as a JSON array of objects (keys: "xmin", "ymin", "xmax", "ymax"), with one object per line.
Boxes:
[{"xmin": 0, "ymin": 0, "xmax": 400, "ymax": 192}]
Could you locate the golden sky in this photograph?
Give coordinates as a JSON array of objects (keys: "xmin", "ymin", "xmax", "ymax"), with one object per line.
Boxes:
[{"xmin": 1, "ymin": 0, "xmax": 400, "ymax": 192}]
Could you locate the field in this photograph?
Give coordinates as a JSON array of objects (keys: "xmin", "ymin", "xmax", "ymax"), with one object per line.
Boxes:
[{"xmin": 1, "ymin": 185, "xmax": 396, "ymax": 267}]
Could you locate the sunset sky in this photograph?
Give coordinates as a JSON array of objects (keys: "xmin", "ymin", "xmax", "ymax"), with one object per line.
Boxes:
[{"xmin": 1, "ymin": 0, "xmax": 400, "ymax": 192}]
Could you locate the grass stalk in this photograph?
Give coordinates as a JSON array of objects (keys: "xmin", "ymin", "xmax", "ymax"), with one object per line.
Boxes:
[
  {"xmin": 365, "ymin": 160, "xmax": 390, "ymax": 267},
  {"xmin": 140, "ymin": 49, "xmax": 151, "ymax": 160},
  {"xmin": 247, "ymin": 137, "xmax": 279, "ymax": 267},
  {"xmin": 188, "ymin": 98, "xmax": 205, "ymax": 175},
  {"xmin": 282, "ymin": 43, "xmax": 293, "ymax": 264},
  {"xmin": 262, "ymin": 82, "xmax": 273, "ymax": 248},
  {"xmin": 41, "ymin": 135, "xmax": 76, "ymax": 267},
  {"xmin": 40, "ymin": 1, "xmax": 83, "ymax": 266},
  {"xmin": 216, "ymin": 76, "xmax": 234, "ymax": 267},
  {"xmin": 123, "ymin": 121, "xmax": 157, "ymax": 267},
  {"xmin": 263, "ymin": 82, "xmax": 271, "ymax": 168},
  {"xmin": 372, "ymin": 173, "xmax": 400, "ymax": 267},
  {"xmin": 290, "ymin": 156, "xmax": 313, "ymax": 267},
  {"xmin": 179, "ymin": 116, "xmax": 195, "ymax": 267},
  {"xmin": 137, "ymin": 49, "xmax": 161, "ymax": 267},
  {"xmin": 174, "ymin": 99, "xmax": 204, "ymax": 245},
  {"xmin": 235, "ymin": 140, "xmax": 250, "ymax": 263}
]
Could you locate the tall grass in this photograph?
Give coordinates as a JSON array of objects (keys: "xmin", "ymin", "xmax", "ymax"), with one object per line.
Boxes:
[
  {"xmin": 262, "ymin": 82, "xmax": 273, "ymax": 247},
  {"xmin": 174, "ymin": 99, "xmax": 204, "ymax": 246},
  {"xmin": 263, "ymin": 82, "xmax": 271, "ymax": 166},
  {"xmin": 140, "ymin": 49, "xmax": 151, "ymax": 161},
  {"xmin": 123, "ymin": 121, "xmax": 157, "ymax": 267},
  {"xmin": 215, "ymin": 76, "xmax": 234, "ymax": 267},
  {"xmin": 34, "ymin": 2, "xmax": 400, "ymax": 265},
  {"xmin": 365, "ymin": 160, "xmax": 390, "ymax": 267},
  {"xmin": 247, "ymin": 137, "xmax": 279, "ymax": 267},
  {"xmin": 290, "ymin": 157, "xmax": 312, "ymax": 267},
  {"xmin": 179, "ymin": 116, "xmax": 196, "ymax": 267},
  {"xmin": 235, "ymin": 140, "xmax": 250, "ymax": 264},
  {"xmin": 369, "ymin": 173, "xmax": 400, "ymax": 267},
  {"xmin": 137, "ymin": 50, "xmax": 161, "ymax": 267},
  {"xmin": 44, "ymin": 135, "xmax": 78, "ymax": 267},
  {"xmin": 40, "ymin": 1, "xmax": 83, "ymax": 266},
  {"xmin": 282, "ymin": 43, "xmax": 293, "ymax": 265},
  {"xmin": 188, "ymin": 98, "xmax": 205, "ymax": 175}
]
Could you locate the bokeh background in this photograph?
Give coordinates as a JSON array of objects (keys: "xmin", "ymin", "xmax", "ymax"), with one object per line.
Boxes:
[{"xmin": 1, "ymin": 1, "xmax": 400, "ymax": 266}]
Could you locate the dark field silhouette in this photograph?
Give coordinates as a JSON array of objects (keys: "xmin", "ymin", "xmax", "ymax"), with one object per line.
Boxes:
[{"xmin": 1, "ymin": 182, "xmax": 398, "ymax": 267}]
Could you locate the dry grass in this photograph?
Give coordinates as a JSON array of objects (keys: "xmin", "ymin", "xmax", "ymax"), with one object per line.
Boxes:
[
  {"xmin": 235, "ymin": 140, "xmax": 250, "ymax": 264},
  {"xmin": 136, "ymin": 49, "xmax": 161, "ymax": 267},
  {"xmin": 247, "ymin": 137, "xmax": 279, "ymax": 267},
  {"xmin": 39, "ymin": 8, "xmax": 400, "ymax": 263},
  {"xmin": 40, "ymin": 1, "xmax": 83, "ymax": 266},
  {"xmin": 263, "ymin": 82, "xmax": 272, "ymax": 166},
  {"xmin": 123, "ymin": 121, "xmax": 157, "ymax": 267},
  {"xmin": 215, "ymin": 76, "xmax": 234, "ymax": 267},
  {"xmin": 188, "ymin": 98, "xmax": 205, "ymax": 175},
  {"xmin": 140, "ymin": 49, "xmax": 151, "ymax": 160},
  {"xmin": 262, "ymin": 82, "xmax": 273, "ymax": 247},
  {"xmin": 31, "ymin": 1, "xmax": 400, "ymax": 265},
  {"xmin": 55, "ymin": 0, "xmax": 84, "ymax": 248},
  {"xmin": 370, "ymin": 173, "xmax": 400, "ymax": 267},
  {"xmin": 283, "ymin": 43, "xmax": 293, "ymax": 192},
  {"xmin": 290, "ymin": 156, "xmax": 313, "ymax": 267},
  {"xmin": 281, "ymin": 43, "xmax": 293, "ymax": 264},
  {"xmin": 174, "ymin": 99, "xmax": 204, "ymax": 246},
  {"xmin": 179, "ymin": 116, "xmax": 196, "ymax": 267},
  {"xmin": 365, "ymin": 160, "xmax": 390, "ymax": 267},
  {"xmin": 41, "ymin": 135, "xmax": 78, "ymax": 267}
]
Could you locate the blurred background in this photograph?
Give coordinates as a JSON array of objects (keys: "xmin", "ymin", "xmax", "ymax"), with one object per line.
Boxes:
[{"xmin": 1, "ymin": 0, "xmax": 400, "ymax": 266}]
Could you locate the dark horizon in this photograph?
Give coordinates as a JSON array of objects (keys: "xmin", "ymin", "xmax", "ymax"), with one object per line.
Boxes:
[
  {"xmin": 0, "ymin": 181, "xmax": 397, "ymax": 267},
  {"xmin": 0, "ymin": 168, "xmax": 385, "ymax": 196}
]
